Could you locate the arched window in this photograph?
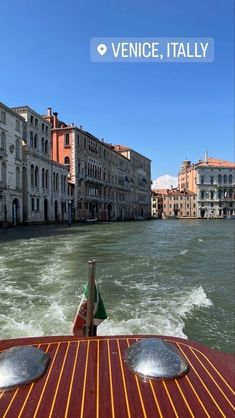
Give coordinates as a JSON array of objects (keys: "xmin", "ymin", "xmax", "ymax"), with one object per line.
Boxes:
[
  {"xmin": 15, "ymin": 138, "xmax": 20, "ymax": 160},
  {"xmin": 31, "ymin": 164, "xmax": 34, "ymax": 187},
  {"xmin": 1, "ymin": 131, "xmax": 6, "ymax": 150},
  {"xmin": 30, "ymin": 131, "xmax": 33, "ymax": 148},
  {"xmin": 45, "ymin": 139, "xmax": 48, "ymax": 154},
  {"xmin": 218, "ymin": 189, "xmax": 222, "ymax": 199},
  {"xmin": 16, "ymin": 167, "xmax": 20, "ymax": 189},
  {"xmin": 34, "ymin": 133, "xmax": 38, "ymax": 149},
  {"xmin": 64, "ymin": 176, "xmax": 66, "ymax": 194},
  {"xmin": 229, "ymin": 174, "xmax": 232, "ymax": 184},
  {"xmin": 78, "ymin": 159, "xmax": 81, "ymax": 174},
  {"xmin": 53, "ymin": 172, "xmax": 55, "ymax": 191},
  {"xmin": 218, "ymin": 174, "xmax": 221, "ymax": 184},
  {"xmin": 56, "ymin": 173, "xmax": 59, "ymax": 191},
  {"xmin": 45, "ymin": 170, "xmax": 49, "ymax": 189},
  {"xmin": 61, "ymin": 174, "xmax": 63, "ymax": 192},
  {"xmin": 42, "ymin": 168, "xmax": 45, "ymax": 188},
  {"xmin": 224, "ymin": 174, "xmax": 227, "ymax": 183},
  {"xmin": 41, "ymin": 137, "xmax": 45, "ymax": 153},
  {"xmin": 64, "ymin": 156, "xmax": 70, "ymax": 172},
  {"xmin": 35, "ymin": 166, "xmax": 39, "ymax": 188},
  {"xmin": 1, "ymin": 162, "xmax": 6, "ymax": 183}
]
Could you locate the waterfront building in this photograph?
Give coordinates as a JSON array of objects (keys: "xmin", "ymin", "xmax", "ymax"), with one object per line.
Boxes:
[
  {"xmin": 152, "ymin": 187, "xmax": 197, "ymax": 219},
  {"xmin": 162, "ymin": 189, "xmax": 197, "ymax": 218},
  {"xmin": 44, "ymin": 109, "xmax": 151, "ymax": 221},
  {"xmin": 179, "ymin": 155, "xmax": 235, "ymax": 218},
  {"xmin": 0, "ymin": 102, "xmax": 25, "ymax": 225},
  {"xmin": 113, "ymin": 146, "xmax": 152, "ymax": 219},
  {"xmin": 151, "ymin": 189, "xmax": 164, "ymax": 218},
  {"xmin": 12, "ymin": 106, "xmax": 69, "ymax": 223}
]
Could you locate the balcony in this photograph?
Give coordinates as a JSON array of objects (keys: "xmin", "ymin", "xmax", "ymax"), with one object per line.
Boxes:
[
  {"xmin": 218, "ymin": 197, "xmax": 235, "ymax": 202},
  {"xmin": 30, "ymin": 186, "xmax": 40, "ymax": 194},
  {"xmin": 197, "ymin": 182, "xmax": 234, "ymax": 187},
  {"xmin": 198, "ymin": 197, "xmax": 235, "ymax": 202}
]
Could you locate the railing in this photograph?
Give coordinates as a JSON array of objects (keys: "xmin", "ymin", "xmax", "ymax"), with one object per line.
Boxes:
[
  {"xmin": 218, "ymin": 197, "xmax": 235, "ymax": 201},
  {"xmin": 197, "ymin": 182, "xmax": 234, "ymax": 186},
  {"xmin": 198, "ymin": 197, "xmax": 235, "ymax": 202},
  {"xmin": 30, "ymin": 186, "xmax": 40, "ymax": 193}
]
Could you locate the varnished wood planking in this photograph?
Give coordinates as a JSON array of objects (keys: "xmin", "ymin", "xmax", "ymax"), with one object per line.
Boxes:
[{"xmin": 0, "ymin": 336, "xmax": 234, "ymax": 418}]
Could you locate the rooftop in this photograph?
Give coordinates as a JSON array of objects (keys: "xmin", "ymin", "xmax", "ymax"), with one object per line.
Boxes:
[
  {"xmin": 196, "ymin": 157, "xmax": 235, "ymax": 169},
  {"xmin": 153, "ymin": 188, "xmax": 196, "ymax": 196}
]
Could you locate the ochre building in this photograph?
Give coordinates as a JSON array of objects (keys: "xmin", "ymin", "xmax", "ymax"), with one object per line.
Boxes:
[{"xmin": 44, "ymin": 109, "xmax": 151, "ymax": 221}]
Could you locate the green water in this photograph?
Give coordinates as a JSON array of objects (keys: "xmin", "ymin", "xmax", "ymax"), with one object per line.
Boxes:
[{"xmin": 0, "ymin": 220, "xmax": 234, "ymax": 353}]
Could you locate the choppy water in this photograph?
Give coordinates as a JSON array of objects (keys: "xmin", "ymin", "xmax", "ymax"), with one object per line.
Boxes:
[{"xmin": 0, "ymin": 220, "xmax": 234, "ymax": 353}]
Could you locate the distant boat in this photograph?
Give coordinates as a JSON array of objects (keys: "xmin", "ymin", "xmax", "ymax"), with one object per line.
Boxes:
[{"xmin": 86, "ymin": 218, "xmax": 98, "ymax": 222}]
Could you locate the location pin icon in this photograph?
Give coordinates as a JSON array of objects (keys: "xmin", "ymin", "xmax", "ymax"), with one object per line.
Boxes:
[{"xmin": 97, "ymin": 43, "xmax": 107, "ymax": 56}]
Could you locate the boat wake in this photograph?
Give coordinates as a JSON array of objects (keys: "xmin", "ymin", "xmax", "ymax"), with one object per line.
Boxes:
[{"xmin": 99, "ymin": 286, "xmax": 213, "ymax": 339}]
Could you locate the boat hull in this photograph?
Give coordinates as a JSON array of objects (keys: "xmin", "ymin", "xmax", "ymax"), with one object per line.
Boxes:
[{"xmin": 0, "ymin": 335, "xmax": 234, "ymax": 417}]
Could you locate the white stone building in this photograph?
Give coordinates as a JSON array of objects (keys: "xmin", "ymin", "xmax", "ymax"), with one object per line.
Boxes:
[
  {"xmin": 179, "ymin": 156, "xmax": 235, "ymax": 218},
  {"xmin": 12, "ymin": 106, "xmax": 69, "ymax": 223},
  {"xmin": 196, "ymin": 160, "xmax": 235, "ymax": 218},
  {"xmin": 0, "ymin": 102, "xmax": 25, "ymax": 225}
]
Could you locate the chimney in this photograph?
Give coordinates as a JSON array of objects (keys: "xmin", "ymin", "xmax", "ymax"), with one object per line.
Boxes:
[
  {"xmin": 53, "ymin": 112, "xmax": 58, "ymax": 129},
  {"xmin": 205, "ymin": 151, "xmax": 208, "ymax": 163},
  {"xmin": 47, "ymin": 107, "xmax": 52, "ymax": 116}
]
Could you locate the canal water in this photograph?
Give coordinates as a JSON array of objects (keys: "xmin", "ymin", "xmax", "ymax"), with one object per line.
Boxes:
[{"xmin": 0, "ymin": 220, "xmax": 234, "ymax": 353}]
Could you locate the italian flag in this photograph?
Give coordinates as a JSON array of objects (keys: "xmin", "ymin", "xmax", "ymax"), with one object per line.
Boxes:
[{"xmin": 72, "ymin": 282, "xmax": 107, "ymax": 336}]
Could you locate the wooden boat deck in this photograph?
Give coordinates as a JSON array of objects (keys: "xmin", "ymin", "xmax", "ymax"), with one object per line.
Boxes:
[{"xmin": 0, "ymin": 335, "xmax": 234, "ymax": 418}]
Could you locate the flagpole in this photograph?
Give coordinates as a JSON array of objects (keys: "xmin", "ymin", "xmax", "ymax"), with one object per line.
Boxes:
[{"xmin": 85, "ymin": 260, "xmax": 96, "ymax": 337}]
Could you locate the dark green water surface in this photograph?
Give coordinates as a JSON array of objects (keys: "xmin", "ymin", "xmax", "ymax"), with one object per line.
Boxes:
[{"xmin": 0, "ymin": 220, "xmax": 234, "ymax": 353}]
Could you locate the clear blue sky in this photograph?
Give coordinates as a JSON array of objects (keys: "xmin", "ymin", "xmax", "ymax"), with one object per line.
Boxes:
[{"xmin": 0, "ymin": 0, "xmax": 234, "ymax": 179}]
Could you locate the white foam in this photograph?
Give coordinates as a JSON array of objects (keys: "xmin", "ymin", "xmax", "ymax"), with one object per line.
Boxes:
[
  {"xmin": 0, "ymin": 317, "xmax": 43, "ymax": 339},
  {"xmin": 180, "ymin": 249, "xmax": 188, "ymax": 255},
  {"xmin": 99, "ymin": 286, "xmax": 212, "ymax": 339},
  {"xmin": 45, "ymin": 301, "xmax": 66, "ymax": 322}
]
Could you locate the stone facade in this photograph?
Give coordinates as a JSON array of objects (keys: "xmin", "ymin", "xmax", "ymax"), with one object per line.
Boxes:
[
  {"xmin": 179, "ymin": 156, "xmax": 235, "ymax": 218},
  {"xmin": 44, "ymin": 109, "xmax": 152, "ymax": 221},
  {"xmin": 162, "ymin": 189, "xmax": 197, "ymax": 218},
  {"xmin": 11, "ymin": 106, "xmax": 69, "ymax": 223},
  {"xmin": 0, "ymin": 102, "xmax": 25, "ymax": 225},
  {"xmin": 151, "ymin": 190, "xmax": 164, "ymax": 218},
  {"xmin": 114, "ymin": 146, "xmax": 152, "ymax": 219},
  {"xmin": 152, "ymin": 188, "xmax": 197, "ymax": 219}
]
